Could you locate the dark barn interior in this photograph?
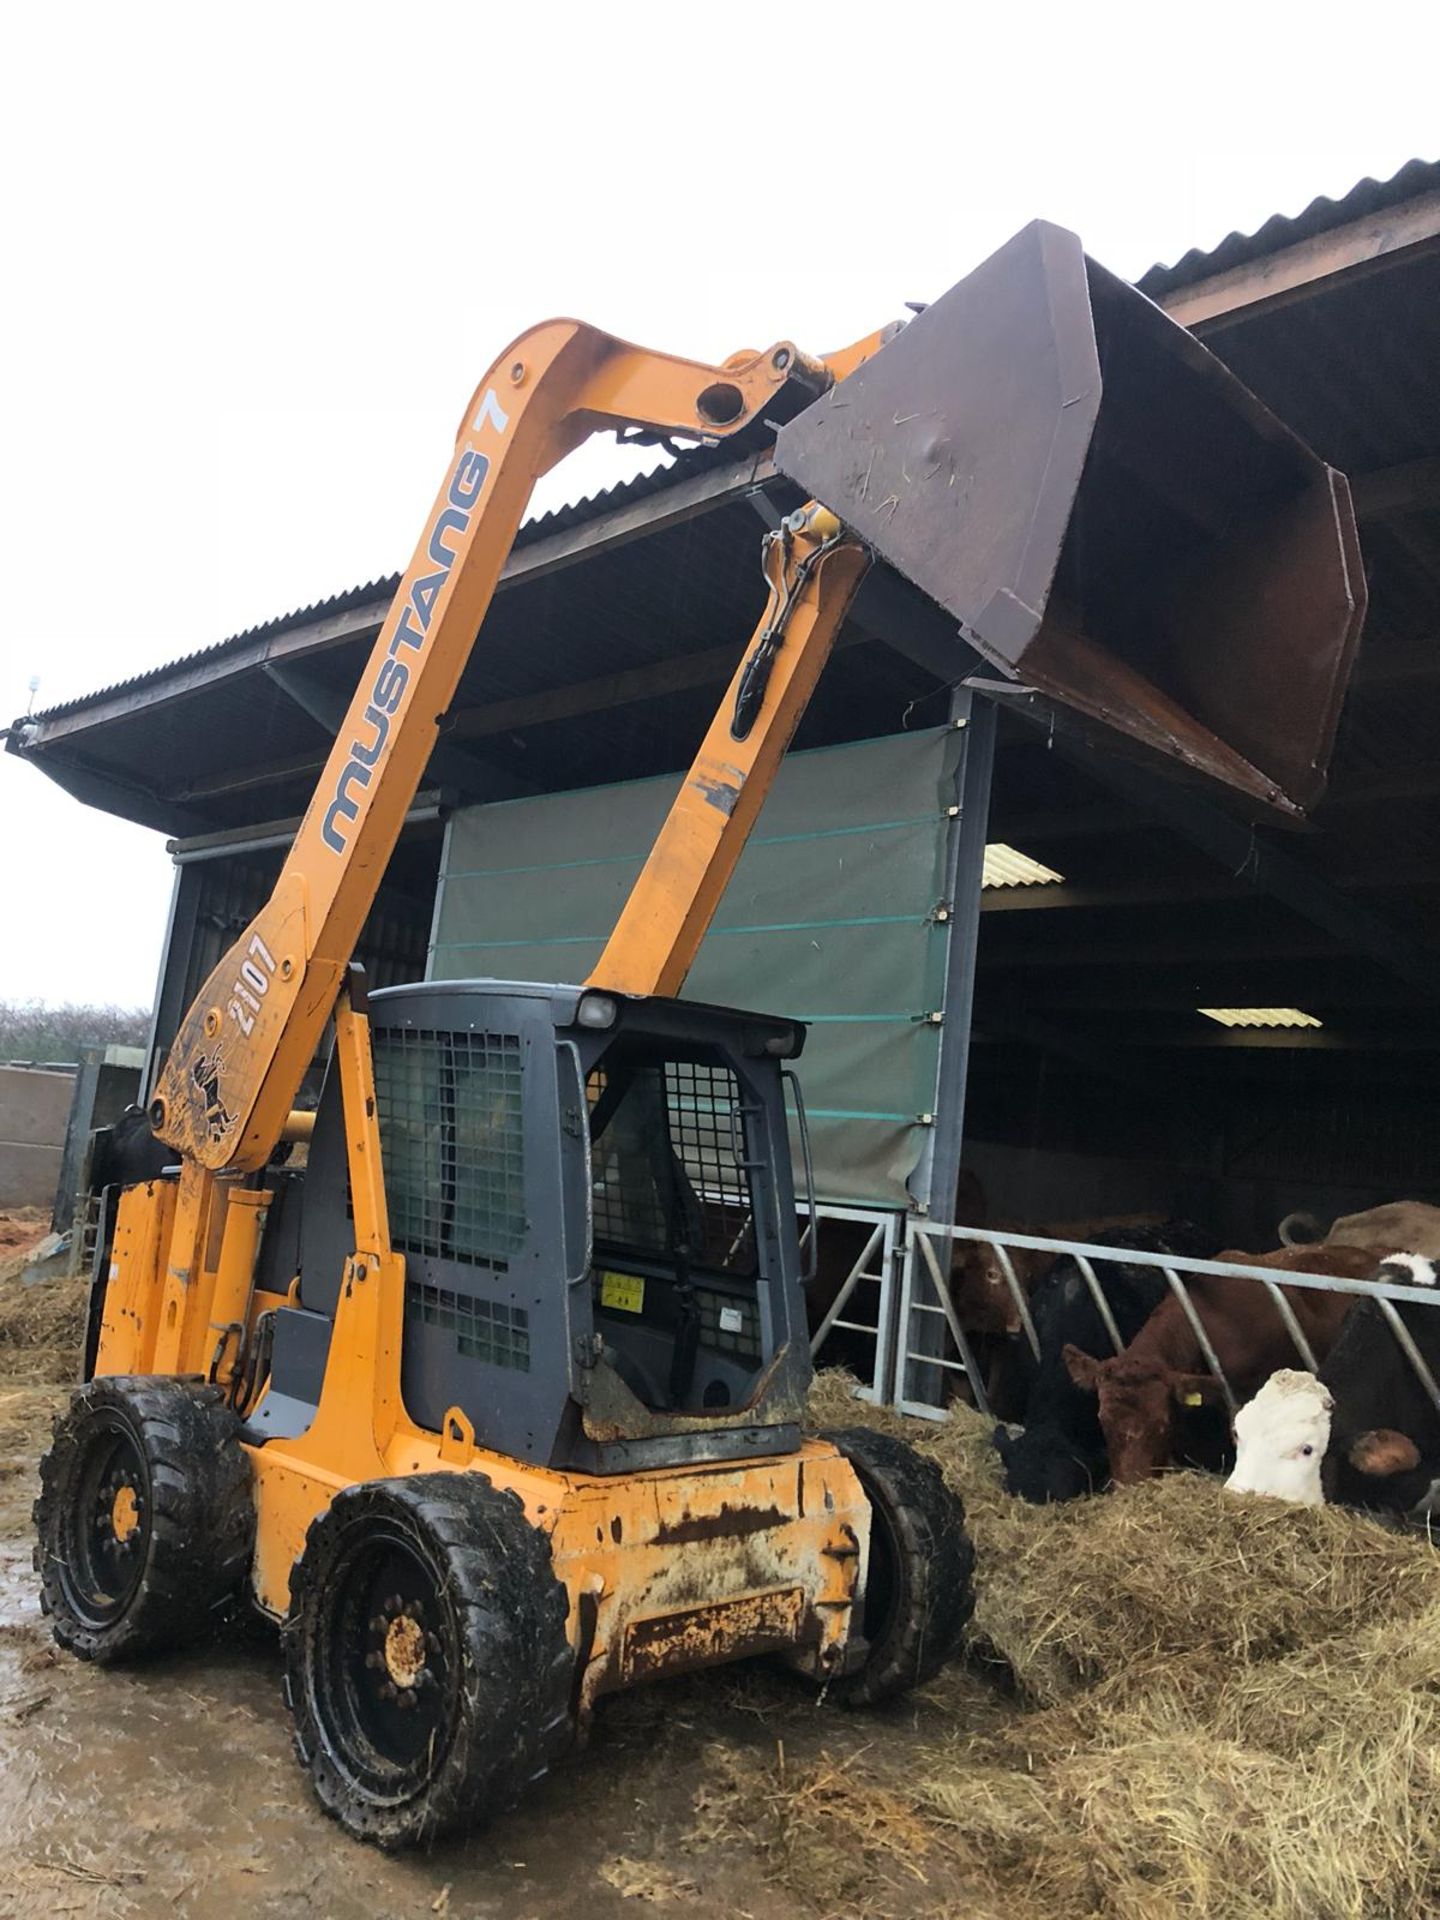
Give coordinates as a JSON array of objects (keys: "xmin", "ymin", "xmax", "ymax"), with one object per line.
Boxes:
[{"xmin": 967, "ymin": 178, "xmax": 1440, "ymax": 1247}]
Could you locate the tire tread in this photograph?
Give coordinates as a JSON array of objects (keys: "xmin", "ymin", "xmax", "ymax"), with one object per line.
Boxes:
[
  {"xmin": 822, "ymin": 1425, "xmax": 975, "ymax": 1707},
  {"xmin": 284, "ymin": 1471, "xmax": 573, "ymax": 1849},
  {"xmin": 34, "ymin": 1375, "xmax": 254, "ymax": 1664}
]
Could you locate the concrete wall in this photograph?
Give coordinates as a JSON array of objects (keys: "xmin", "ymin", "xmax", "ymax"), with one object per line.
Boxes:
[
  {"xmin": 0, "ymin": 1065, "xmax": 75, "ymax": 1209},
  {"xmin": 51, "ymin": 1047, "xmax": 144, "ymax": 1235}
]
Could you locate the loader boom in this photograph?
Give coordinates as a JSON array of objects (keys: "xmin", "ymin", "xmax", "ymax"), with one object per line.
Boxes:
[
  {"xmin": 147, "ymin": 223, "xmax": 1366, "ymax": 1185},
  {"xmin": 588, "ymin": 505, "xmax": 868, "ymax": 997},
  {"xmin": 150, "ymin": 323, "xmax": 841, "ymax": 1175}
]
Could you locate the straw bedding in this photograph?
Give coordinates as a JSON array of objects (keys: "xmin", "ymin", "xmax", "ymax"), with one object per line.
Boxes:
[{"xmin": 700, "ymin": 1371, "xmax": 1440, "ymax": 1919}]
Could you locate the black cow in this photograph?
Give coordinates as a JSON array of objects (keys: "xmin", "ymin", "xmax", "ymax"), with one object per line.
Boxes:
[
  {"xmin": 991, "ymin": 1220, "xmax": 1221, "ymax": 1503},
  {"xmin": 1320, "ymin": 1253, "xmax": 1440, "ymax": 1514},
  {"xmin": 91, "ymin": 1104, "xmax": 171, "ymax": 1189}
]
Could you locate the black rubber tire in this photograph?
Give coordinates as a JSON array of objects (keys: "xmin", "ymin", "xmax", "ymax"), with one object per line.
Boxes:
[
  {"xmin": 33, "ymin": 1375, "xmax": 254, "ymax": 1664},
  {"xmin": 283, "ymin": 1472, "xmax": 574, "ymax": 1850},
  {"xmin": 821, "ymin": 1426, "xmax": 975, "ymax": 1708}
]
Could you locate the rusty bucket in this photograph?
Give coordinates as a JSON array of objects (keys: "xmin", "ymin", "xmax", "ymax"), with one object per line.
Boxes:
[{"xmin": 776, "ymin": 221, "xmax": 1366, "ymax": 816}]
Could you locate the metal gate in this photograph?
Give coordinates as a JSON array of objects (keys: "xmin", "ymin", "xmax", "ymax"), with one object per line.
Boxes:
[
  {"xmin": 805, "ymin": 1203, "xmax": 903, "ymax": 1405},
  {"xmin": 895, "ymin": 1220, "xmax": 1440, "ymax": 1423}
]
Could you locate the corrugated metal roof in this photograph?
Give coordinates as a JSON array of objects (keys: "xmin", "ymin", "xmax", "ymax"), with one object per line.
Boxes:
[
  {"xmin": 982, "ymin": 843, "xmax": 1064, "ymax": 889},
  {"xmin": 22, "ymin": 427, "xmax": 770, "ymax": 726},
  {"xmin": 17, "ymin": 573, "xmax": 403, "ymax": 727},
  {"xmin": 1197, "ymin": 1007, "xmax": 1323, "ymax": 1030},
  {"xmin": 1138, "ymin": 155, "xmax": 1440, "ymax": 300}
]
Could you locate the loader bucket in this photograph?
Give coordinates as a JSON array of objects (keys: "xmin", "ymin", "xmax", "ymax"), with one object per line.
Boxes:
[{"xmin": 775, "ymin": 220, "xmax": 1366, "ymax": 816}]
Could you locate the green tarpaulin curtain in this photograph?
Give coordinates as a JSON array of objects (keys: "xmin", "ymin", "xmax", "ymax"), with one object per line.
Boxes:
[{"xmin": 429, "ymin": 728, "xmax": 958, "ymax": 1208}]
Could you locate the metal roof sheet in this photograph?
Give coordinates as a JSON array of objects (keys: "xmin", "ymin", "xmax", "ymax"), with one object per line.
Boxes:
[
  {"xmin": 21, "ymin": 427, "xmax": 770, "ymax": 726},
  {"xmin": 982, "ymin": 843, "xmax": 1065, "ymax": 889},
  {"xmin": 1137, "ymin": 155, "xmax": 1440, "ymax": 300}
]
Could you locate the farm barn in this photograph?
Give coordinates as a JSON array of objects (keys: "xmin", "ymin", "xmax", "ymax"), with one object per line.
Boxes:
[
  {"xmin": 4, "ymin": 158, "xmax": 1440, "ymax": 1918},
  {"xmin": 12, "ymin": 159, "xmax": 1440, "ymax": 1403}
]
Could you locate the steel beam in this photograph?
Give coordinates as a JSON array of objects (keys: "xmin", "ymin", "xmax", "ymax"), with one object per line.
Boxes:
[
  {"xmin": 14, "ymin": 451, "xmax": 780, "ymax": 753},
  {"xmin": 164, "ymin": 790, "xmax": 449, "ymax": 864},
  {"xmin": 909, "ymin": 691, "xmax": 994, "ymax": 1220},
  {"xmin": 988, "ymin": 693, "xmax": 1439, "ymax": 997},
  {"xmin": 1159, "ymin": 188, "xmax": 1440, "ymax": 333}
]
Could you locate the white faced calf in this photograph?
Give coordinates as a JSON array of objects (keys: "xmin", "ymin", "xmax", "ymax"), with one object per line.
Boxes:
[{"xmin": 1225, "ymin": 1369, "xmax": 1333, "ymax": 1506}]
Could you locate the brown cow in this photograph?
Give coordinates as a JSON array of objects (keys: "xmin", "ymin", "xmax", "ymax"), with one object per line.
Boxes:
[
  {"xmin": 948, "ymin": 1242, "xmax": 1054, "ymax": 1338},
  {"xmin": 949, "ymin": 1212, "xmax": 1183, "ymax": 1414},
  {"xmin": 1280, "ymin": 1201, "xmax": 1440, "ymax": 1257},
  {"xmin": 1325, "ymin": 1203, "xmax": 1440, "ymax": 1258},
  {"xmin": 1062, "ymin": 1243, "xmax": 1383, "ymax": 1485}
]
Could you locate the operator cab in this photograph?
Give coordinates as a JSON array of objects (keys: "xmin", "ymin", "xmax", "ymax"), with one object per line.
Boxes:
[{"xmin": 247, "ymin": 980, "xmax": 816, "ymax": 1474}]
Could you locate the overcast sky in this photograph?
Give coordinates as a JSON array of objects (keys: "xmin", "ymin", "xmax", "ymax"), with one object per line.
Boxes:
[{"xmin": 1, "ymin": 2, "xmax": 1435, "ymax": 1010}]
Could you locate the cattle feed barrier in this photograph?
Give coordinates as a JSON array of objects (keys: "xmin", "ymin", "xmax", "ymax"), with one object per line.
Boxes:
[
  {"xmin": 894, "ymin": 1221, "xmax": 1440, "ymax": 1423},
  {"xmin": 804, "ymin": 1202, "xmax": 904, "ymax": 1405}
]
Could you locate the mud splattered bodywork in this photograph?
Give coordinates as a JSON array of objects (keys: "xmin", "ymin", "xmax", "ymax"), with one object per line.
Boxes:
[{"xmin": 543, "ymin": 1445, "xmax": 870, "ymax": 1717}]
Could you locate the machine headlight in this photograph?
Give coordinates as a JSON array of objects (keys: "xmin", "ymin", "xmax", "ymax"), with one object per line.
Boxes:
[{"xmin": 576, "ymin": 993, "xmax": 618, "ymax": 1031}]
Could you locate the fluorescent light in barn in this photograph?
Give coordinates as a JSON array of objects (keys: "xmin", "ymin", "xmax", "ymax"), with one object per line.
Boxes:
[
  {"xmin": 983, "ymin": 843, "xmax": 1064, "ymax": 889},
  {"xmin": 1196, "ymin": 1007, "xmax": 1323, "ymax": 1030}
]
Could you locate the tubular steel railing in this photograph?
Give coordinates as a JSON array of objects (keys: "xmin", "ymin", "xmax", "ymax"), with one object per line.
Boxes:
[
  {"xmin": 804, "ymin": 1203, "xmax": 902, "ymax": 1405},
  {"xmin": 895, "ymin": 1221, "xmax": 1440, "ymax": 1424}
]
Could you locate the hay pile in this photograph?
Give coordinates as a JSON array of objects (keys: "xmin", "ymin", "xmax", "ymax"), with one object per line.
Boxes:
[
  {"xmin": 0, "ymin": 1217, "xmax": 84, "ymax": 1469},
  {"xmin": 706, "ymin": 1371, "xmax": 1440, "ymax": 1919}
]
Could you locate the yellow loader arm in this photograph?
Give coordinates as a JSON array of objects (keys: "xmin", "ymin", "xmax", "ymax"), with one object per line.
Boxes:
[{"xmin": 150, "ymin": 324, "xmax": 863, "ymax": 1173}]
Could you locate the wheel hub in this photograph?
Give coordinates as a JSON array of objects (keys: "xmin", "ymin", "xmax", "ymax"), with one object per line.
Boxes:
[
  {"xmin": 383, "ymin": 1612, "xmax": 427, "ymax": 1690},
  {"xmin": 110, "ymin": 1483, "xmax": 141, "ymax": 1544}
]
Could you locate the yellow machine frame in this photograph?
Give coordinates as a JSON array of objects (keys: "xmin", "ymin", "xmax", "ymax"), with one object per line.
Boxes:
[{"xmin": 96, "ymin": 314, "xmax": 891, "ymax": 1701}]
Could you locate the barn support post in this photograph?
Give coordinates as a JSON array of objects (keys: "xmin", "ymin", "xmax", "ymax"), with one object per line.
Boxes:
[
  {"xmin": 911, "ymin": 687, "xmax": 995, "ymax": 1221},
  {"xmin": 894, "ymin": 688, "xmax": 995, "ymax": 1406}
]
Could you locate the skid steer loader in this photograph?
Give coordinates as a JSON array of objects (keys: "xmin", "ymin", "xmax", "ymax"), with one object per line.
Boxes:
[{"xmin": 33, "ymin": 221, "xmax": 1363, "ymax": 1848}]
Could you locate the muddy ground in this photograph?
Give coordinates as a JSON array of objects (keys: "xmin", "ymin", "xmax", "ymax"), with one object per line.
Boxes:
[{"xmin": 0, "ymin": 1213, "xmax": 999, "ymax": 1920}]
